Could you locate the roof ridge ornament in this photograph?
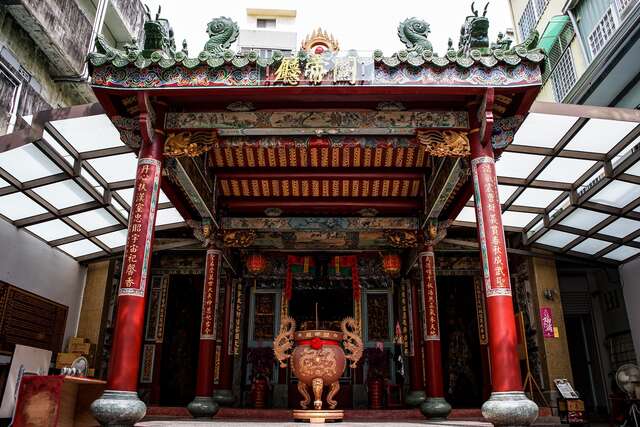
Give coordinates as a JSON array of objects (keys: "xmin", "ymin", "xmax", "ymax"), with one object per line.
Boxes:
[
  {"xmin": 397, "ymin": 17, "xmax": 433, "ymax": 54},
  {"xmin": 301, "ymin": 27, "xmax": 339, "ymax": 54},
  {"xmin": 203, "ymin": 17, "xmax": 239, "ymax": 54}
]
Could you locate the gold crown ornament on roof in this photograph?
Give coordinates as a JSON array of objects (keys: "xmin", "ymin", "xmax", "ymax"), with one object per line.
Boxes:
[{"xmin": 301, "ymin": 27, "xmax": 339, "ymax": 54}]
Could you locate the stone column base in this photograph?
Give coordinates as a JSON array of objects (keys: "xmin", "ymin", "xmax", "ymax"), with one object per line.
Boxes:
[
  {"xmin": 420, "ymin": 397, "xmax": 451, "ymax": 419},
  {"xmin": 187, "ymin": 396, "xmax": 220, "ymax": 418},
  {"xmin": 405, "ymin": 390, "xmax": 426, "ymax": 407},
  {"xmin": 90, "ymin": 390, "xmax": 147, "ymax": 427},
  {"xmin": 482, "ymin": 391, "xmax": 539, "ymax": 426},
  {"xmin": 212, "ymin": 389, "xmax": 235, "ymax": 406}
]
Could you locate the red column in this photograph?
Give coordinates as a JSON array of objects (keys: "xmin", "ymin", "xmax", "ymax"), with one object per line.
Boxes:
[
  {"xmin": 406, "ymin": 279, "xmax": 426, "ymax": 406},
  {"xmin": 418, "ymin": 247, "xmax": 450, "ymax": 419},
  {"xmin": 107, "ymin": 134, "xmax": 164, "ymax": 392},
  {"xmin": 188, "ymin": 249, "xmax": 222, "ymax": 417},
  {"xmin": 470, "ymin": 125, "xmax": 537, "ymax": 426},
  {"xmin": 470, "ymin": 136, "xmax": 522, "ymax": 392},
  {"xmin": 91, "ymin": 126, "xmax": 165, "ymax": 426},
  {"xmin": 213, "ymin": 277, "xmax": 235, "ymax": 405}
]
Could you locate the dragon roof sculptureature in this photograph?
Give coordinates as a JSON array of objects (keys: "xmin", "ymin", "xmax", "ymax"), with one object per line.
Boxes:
[{"xmin": 88, "ymin": 2, "xmax": 544, "ymax": 87}]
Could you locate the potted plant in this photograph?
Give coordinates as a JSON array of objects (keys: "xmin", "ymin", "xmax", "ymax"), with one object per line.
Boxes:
[
  {"xmin": 364, "ymin": 345, "xmax": 388, "ymax": 409},
  {"xmin": 247, "ymin": 347, "xmax": 274, "ymax": 408}
]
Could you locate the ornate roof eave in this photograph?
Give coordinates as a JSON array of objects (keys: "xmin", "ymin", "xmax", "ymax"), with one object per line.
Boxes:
[{"xmin": 88, "ymin": 31, "xmax": 544, "ymax": 72}]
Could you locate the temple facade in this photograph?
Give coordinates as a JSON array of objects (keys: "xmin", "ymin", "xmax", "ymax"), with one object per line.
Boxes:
[{"xmin": 1, "ymin": 3, "xmax": 639, "ymax": 427}]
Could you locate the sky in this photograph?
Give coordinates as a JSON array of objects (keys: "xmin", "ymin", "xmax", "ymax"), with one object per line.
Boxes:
[{"xmin": 143, "ymin": 0, "xmax": 516, "ymax": 55}]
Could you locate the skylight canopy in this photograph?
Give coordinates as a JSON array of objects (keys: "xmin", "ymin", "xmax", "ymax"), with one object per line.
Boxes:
[
  {"xmin": 454, "ymin": 102, "xmax": 640, "ymax": 264},
  {"xmin": 0, "ymin": 111, "xmax": 184, "ymax": 261}
]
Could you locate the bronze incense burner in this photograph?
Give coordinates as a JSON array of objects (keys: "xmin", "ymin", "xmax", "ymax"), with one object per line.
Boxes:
[{"xmin": 274, "ymin": 317, "xmax": 363, "ymax": 411}]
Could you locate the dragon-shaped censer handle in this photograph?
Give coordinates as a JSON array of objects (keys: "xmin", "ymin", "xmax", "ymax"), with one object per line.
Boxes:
[
  {"xmin": 341, "ymin": 317, "xmax": 363, "ymax": 368},
  {"xmin": 273, "ymin": 316, "xmax": 296, "ymax": 368}
]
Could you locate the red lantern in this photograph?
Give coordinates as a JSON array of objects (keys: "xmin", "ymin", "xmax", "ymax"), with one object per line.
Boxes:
[
  {"xmin": 382, "ymin": 254, "xmax": 401, "ymax": 276},
  {"xmin": 246, "ymin": 254, "xmax": 267, "ymax": 275}
]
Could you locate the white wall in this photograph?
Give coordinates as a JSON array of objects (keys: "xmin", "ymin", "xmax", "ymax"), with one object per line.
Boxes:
[
  {"xmin": 0, "ymin": 219, "xmax": 87, "ymax": 345},
  {"xmin": 620, "ymin": 257, "xmax": 640, "ymax": 365}
]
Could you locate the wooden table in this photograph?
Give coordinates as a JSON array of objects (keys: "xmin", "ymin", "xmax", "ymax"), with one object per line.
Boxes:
[{"xmin": 13, "ymin": 375, "xmax": 106, "ymax": 427}]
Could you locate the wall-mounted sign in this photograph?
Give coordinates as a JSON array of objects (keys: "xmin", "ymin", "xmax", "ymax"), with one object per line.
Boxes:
[{"xmin": 540, "ymin": 307, "xmax": 554, "ymax": 338}]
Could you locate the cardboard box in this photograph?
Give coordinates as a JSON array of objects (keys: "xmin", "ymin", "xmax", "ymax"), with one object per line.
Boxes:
[
  {"xmin": 69, "ymin": 342, "xmax": 92, "ymax": 354},
  {"xmin": 56, "ymin": 352, "xmax": 78, "ymax": 365},
  {"xmin": 69, "ymin": 337, "xmax": 89, "ymax": 346}
]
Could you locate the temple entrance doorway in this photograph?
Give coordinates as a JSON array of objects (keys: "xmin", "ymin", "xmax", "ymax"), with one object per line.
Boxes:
[
  {"xmin": 159, "ymin": 274, "xmax": 203, "ymax": 406},
  {"xmin": 437, "ymin": 275, "xmax": 485, "ymax": 408}
]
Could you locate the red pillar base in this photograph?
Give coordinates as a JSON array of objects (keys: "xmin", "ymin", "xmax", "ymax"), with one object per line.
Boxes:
[
  {"xmin": 420, "ymin": 397, "xmax": 452, "ymax": 420},
  {"xmin": 187, "ymin": 396, "xmax": 220, "ymax": 418},
  {"xmin": 482, "ymin": 391, "xmax": 539, "ymax": 426}
]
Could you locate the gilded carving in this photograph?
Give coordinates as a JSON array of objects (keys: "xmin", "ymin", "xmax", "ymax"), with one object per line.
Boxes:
[
  {"xmin": 384, "ymin": 230, "xmax": 418, "ymax": 248},
  {"xmin": 164, "ymin": 131, "xmax": 218, "ymax": 157},
  {"xmin": 222, "ymin": 230, "xmax": 256, "ymax": 247},
  {"xmin": 341, "ymin": 317, "xmax": 363, "ymax": 368},
  {"xmin": 416, "ymin": 129, "xmax": 470, "ymax": 157},
  {"xmin": 273, "ymin": 316, "xmax": 296, "ymax": 368}
]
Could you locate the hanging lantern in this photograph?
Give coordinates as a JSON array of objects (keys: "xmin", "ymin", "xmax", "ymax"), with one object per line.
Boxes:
[
  {"xmin": 246, "ymin": 254, "xmax": 267, "ymax": 275},
  {"xmin": 382, "ymin": 253, "xmax": 401, "ymax": 276}
]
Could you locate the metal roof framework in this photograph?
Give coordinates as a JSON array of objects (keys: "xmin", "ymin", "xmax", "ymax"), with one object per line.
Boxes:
[
  {"xmin": 0, "ymin": 104, "xmax": 185, "ymax": 262},
  {"xmin": 454, "ymin": 101, "xmax": 640, "ymax": 264}
]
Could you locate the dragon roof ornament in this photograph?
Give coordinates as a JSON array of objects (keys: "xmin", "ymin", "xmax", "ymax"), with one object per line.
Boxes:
[{"xmin": 88, "ymin": 5, "xmax": 544, "ymax": 74}]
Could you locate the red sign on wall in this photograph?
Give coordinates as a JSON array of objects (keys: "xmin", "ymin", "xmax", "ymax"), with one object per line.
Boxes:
[{"xmin": 540, "ymin": 307, "xmax": 554, "ymax": 338}]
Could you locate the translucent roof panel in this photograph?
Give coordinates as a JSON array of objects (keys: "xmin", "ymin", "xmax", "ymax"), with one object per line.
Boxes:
[
  {"xmin": 559, "ymin": 208, "xmax": 609, "ymax": 229},
  {"xmin": 495, "ymin": 152, "xmax": 544, "ymax": 179},
  {"xmin": 25, "ymin": 219, "xmax": 77, "ymax": 241},
  {"xmin": 155, "ymin": 208, "xmax": 184, "ymax": 226},
  {"xmin": 501, "ymin": 211, "xmax": 538, "ymax": 228},
  {"xmin": 96, "ymin": 229, "xmax": 128, "ymax": 248},
  {"xmin": 590, "ymin": 180, "xmax": 640, "ymax": 208},
  {"xmin": 564, "ymin": 119, "xmax": 637, "ymax": 153},
  {"xmin": 512, "ymin": 188, "xmax": 563, "ymax": 208},
  {"xmin": 512, "ymin": 113, "xmax": 579, "ymax": 148},
  {"xmin": 598, "ymin": 218, "xmax": 640, "ymax": 238},
  {"xmin": 50, "ymin": 114, "xmax": 123, "ymax": 152},
  {"xmin": 570, "ymin": 238, "xmax": 612, "ymax": 255},
  {"xmin": 112, "ymin": 199, "xmax": 129, "ymax": 219},
  {"xmin": 497, "ymin": 185, "xmax": 520, "ymax": 203},
  {"xmin": 0, "ymin": 144, "xmax": 61, "ymax": 181},
  {"xmin": 68, "ymin": 208, "xmax": 119, "ymax": 231},
  {"xmin": 624, "ymin": 159, "xmax": 640, "ymax": 177},
  {"xmin": 536, "ymin": 158, "xmax": 596, "ymax": 183},
  {"xmin": 604, "ymin": 246, "xmax": 640, "ymax": 261},
  {"xmin": 454, "ymin": 206, "xmax": 476, "ymax": 223},
  {"xmin": 42, "ymin": 131, "xmax": 74, "ymax": 165},
  {"xmin": 57, "ymin": 239, "xmax": 103, "ymax": 257},
  {"xmin": 536, "ymin": 229, "xmax": 579, "ymax": 248},
  {"xmin": 87, "ymin": 153, "xmax": 138, "ymax": 183},
  {"xmin": 32, "ymin": 180, "xmax": 93, "ymax": 210},
  {"xmin": 0, "ymin": 193, "xmax": 47, "ymax": 220}
]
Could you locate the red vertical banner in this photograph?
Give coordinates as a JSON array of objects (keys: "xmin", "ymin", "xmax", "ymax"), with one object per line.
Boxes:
[
  {"xmin": 201, "ymin": 249, "xmax": 221, "ymax": 340},
  {"xmin": 119, "ymin": 158, "xmax": 161, "ymax": 298},
  {"xmin": 471, "ymin": 156, "xmax": 511, "ymax": 298},
  {"xmin": 419, "ymin": 247, "xmax": 446, "ymax": 400},
  {"xmin": 420, "ymin": 251, "xmax": 440, "ymax": 341},
  {"xmin": 193, "ymin": 249, "xmax": 221, "ymax": 399}
]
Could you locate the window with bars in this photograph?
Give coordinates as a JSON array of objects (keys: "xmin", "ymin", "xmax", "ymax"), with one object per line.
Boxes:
[
  {"xmin": 551, "ymin": 48, "xmax": 577, "ymax": 101},
  {"xmin": 518, "ymin": 0, "xmax": 549, "ymax": 40},
  {"xmin": 615, "ymin": 0, "xmax": 634, "ymax": 16},
  {"xmin": 588, "ymin": 6, "xmax": 618, "ymax": 58},
  {"xmin": 256, "ymin": 18, "xmax": 276, "ymax": 29},
  {"xmin": 519, "ymin": 1, "xmax": 537, "ymax": 40}
]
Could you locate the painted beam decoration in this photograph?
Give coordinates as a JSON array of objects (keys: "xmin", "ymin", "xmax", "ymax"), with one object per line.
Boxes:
[{"xmin": 88, "ymin": 10, "xmax": 543, "ymax": 90}]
